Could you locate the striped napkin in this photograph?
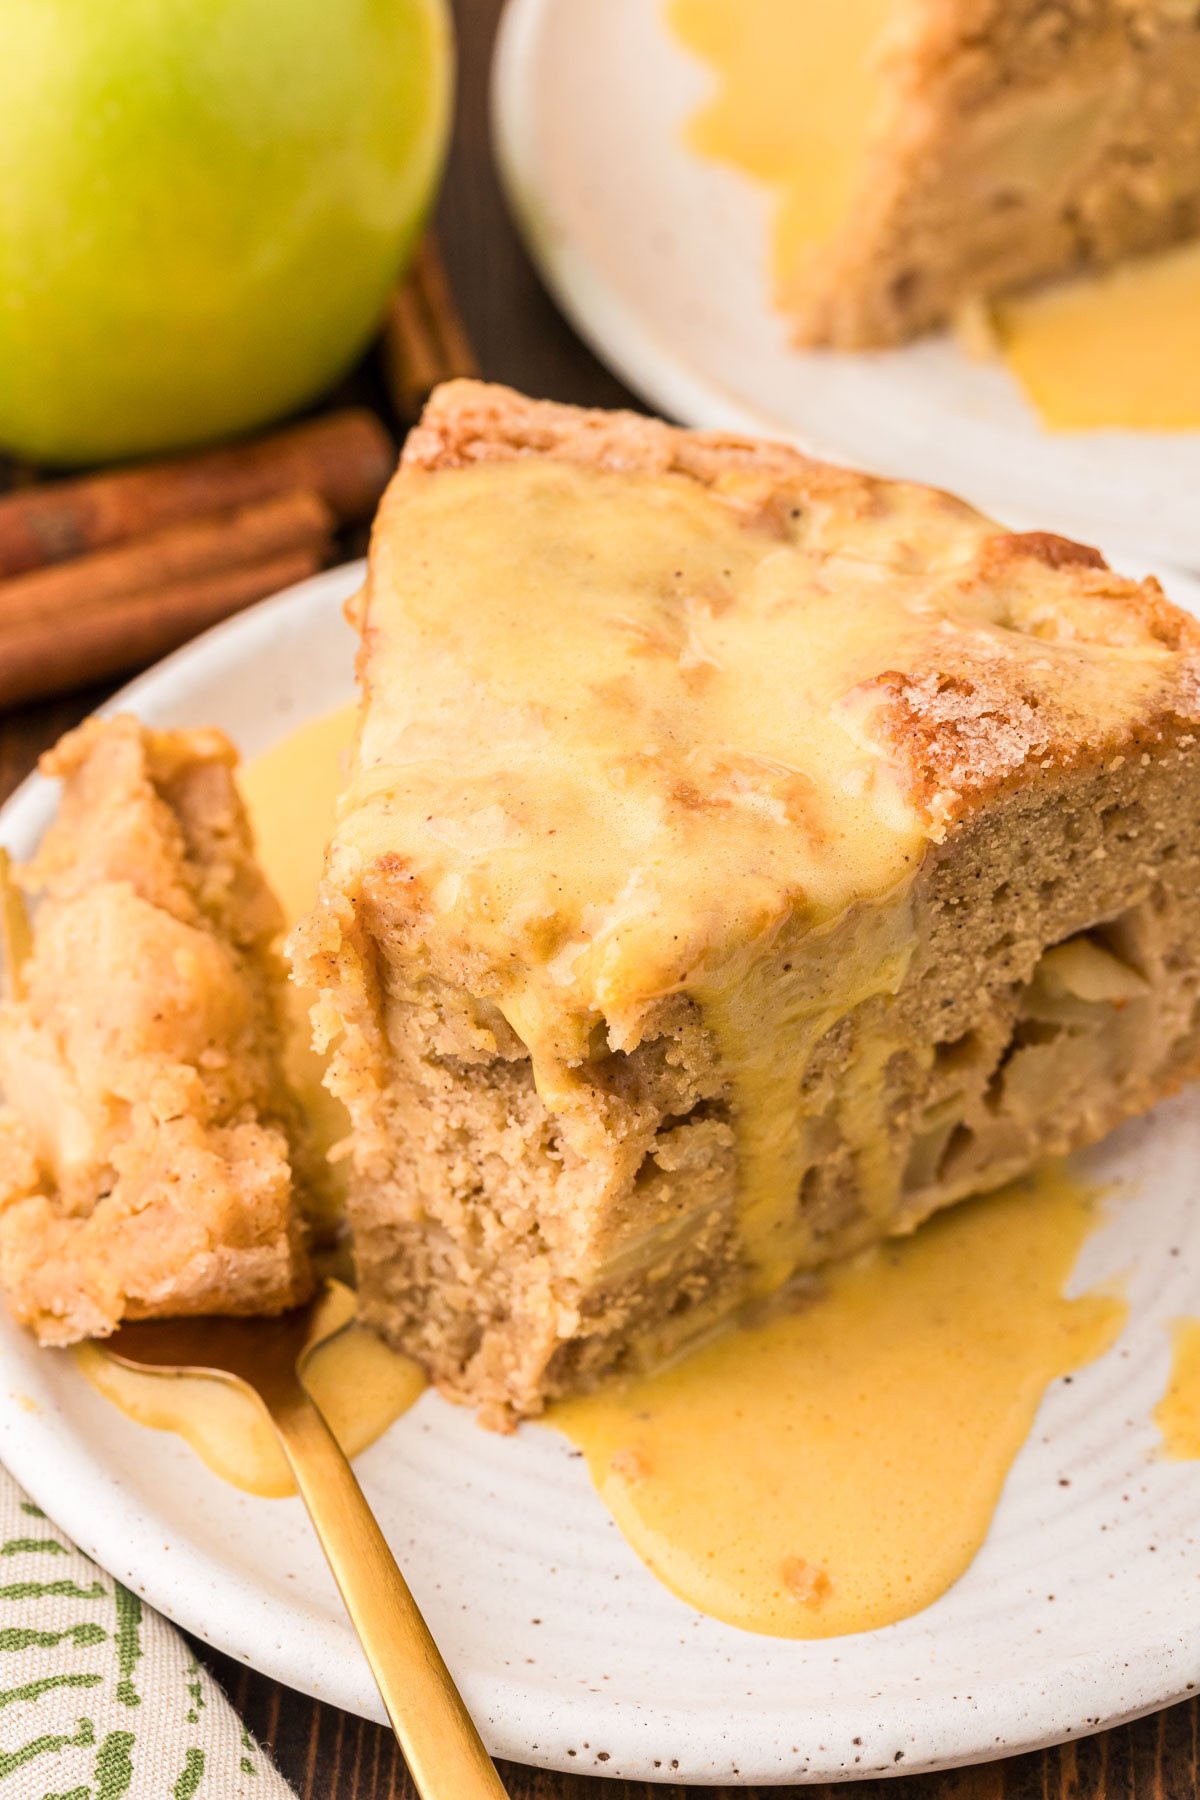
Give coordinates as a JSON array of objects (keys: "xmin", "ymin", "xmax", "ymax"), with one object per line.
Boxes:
[{"xmin": 0, "ymin": 1463, "xmax": 294, "ymax": 1799}]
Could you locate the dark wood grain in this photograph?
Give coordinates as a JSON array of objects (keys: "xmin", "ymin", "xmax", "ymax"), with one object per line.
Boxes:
[
  {"xmin": 0, "ymin": 0, "xmax": 1193, "ymax": 1791},
  {"xmin": 189, "ymin": 1638, "xmax": 1200, "ymax": 1800},
  {"xmin": 436, "ymin": 0, "xmax": 640, "ymax": 413}
]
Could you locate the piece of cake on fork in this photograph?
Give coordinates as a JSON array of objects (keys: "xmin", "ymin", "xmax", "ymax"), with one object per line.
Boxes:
[
  {"xmin": 292, "ymin": 379, "xmax": 1200, "ymax": 1425},
  {"xmin": 0, "ymin": 718, "xmax": 313, "ymax": 1342}
]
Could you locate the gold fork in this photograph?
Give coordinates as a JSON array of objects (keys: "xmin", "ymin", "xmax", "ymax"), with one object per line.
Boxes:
[{"xmin": 106, "ymin": 1283, "xmax": 509, "ymax": 1800}]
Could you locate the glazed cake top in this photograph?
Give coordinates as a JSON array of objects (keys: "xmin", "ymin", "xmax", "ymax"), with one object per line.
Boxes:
[{"xmin": 311, "ymin": 381, "xmax": 1200, "ymax": 1285}]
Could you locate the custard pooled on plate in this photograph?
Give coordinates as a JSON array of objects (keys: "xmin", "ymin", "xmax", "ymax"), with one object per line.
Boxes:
[
  {"xmin": 292, "ymin": 380, "xmax": 1200, "ymax": 1424},
  {"xmin": 5, "ymin": 384, "xmax": 1200, "ymax": 1428}
]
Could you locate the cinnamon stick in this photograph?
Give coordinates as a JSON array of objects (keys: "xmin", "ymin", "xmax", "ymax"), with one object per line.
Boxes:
[
  {"xmin": 0, "ymin": 546, "xmax": 323, "ymax": 709},
  {"xmin": 384, "ymin": 235, "xmax": 479, "ymax": 420},
  {"xmin": 0, "ymin": 409, "xmax": 393, "ymax": 580},
  {"xmin": 0, "ymin": 490, "xmax": 332, "ymax": 631}
]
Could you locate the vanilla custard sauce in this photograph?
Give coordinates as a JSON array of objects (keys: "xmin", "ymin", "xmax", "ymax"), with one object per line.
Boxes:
[
  {"xmin": 77, "ymin": 1282, "xmax": 425, "ymax": 1500},
  {"xmin": 551, "ymin": 1166, "xmax": 1123, "ymax": 1638},
  {"xmin": 994, "ymin": 242, "xmax": 1200, "ymax": 432},
  {"xmin": 669, "ymin": 0, "xmax": 891, "ymax": 286},
  {"xmin": 1154, "ymin": 1319, "xmax": 1200, "ymax": 1460},
  {"xmin": 239, "ymin": 702, "xmax": 358, "ymax": 1196}
]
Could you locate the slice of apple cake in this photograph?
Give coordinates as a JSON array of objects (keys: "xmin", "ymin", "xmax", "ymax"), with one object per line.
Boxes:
[
  {"xmin": 0, "ymin": 717, "xmax": 313, "ymax": 1342},
  {"xmin": 782, "ymin": 0, "xmax": 1200, "ymax": 345},
  {"xmin": 292, "ymin": 379, "xmax": 1200, "ymax": 1424}
]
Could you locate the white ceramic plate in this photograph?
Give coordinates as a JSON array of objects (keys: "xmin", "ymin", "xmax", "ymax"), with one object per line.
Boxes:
[
  {"xmin": 6, "ymin": 566, "xmax": 1200, "ymax": 1785},
  {"xmin": 491, "ymin": 0, "xmax": 1200, "ymax": 572}
]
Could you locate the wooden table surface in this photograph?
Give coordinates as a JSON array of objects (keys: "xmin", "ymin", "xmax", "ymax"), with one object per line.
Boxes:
[{"xmin": 0, "ymin": 0, "xmax": 1193, "ymax": 1793}]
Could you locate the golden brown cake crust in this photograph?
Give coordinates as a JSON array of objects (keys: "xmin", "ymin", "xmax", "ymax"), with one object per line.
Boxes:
[{"xmin": 406, "ymin": 381, "xmax": 1200, "ymax": 825}]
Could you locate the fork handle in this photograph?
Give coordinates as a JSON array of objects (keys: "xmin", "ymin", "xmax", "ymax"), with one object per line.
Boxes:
[{"xmin": 269, "ymin": 1383, "xmax": 509, "ymax": 1800}]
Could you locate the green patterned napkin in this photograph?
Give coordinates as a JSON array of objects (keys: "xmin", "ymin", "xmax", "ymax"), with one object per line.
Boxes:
[{"xmin": 0, "ymin": 1463, "xmax": 295, "ymax": 1799}]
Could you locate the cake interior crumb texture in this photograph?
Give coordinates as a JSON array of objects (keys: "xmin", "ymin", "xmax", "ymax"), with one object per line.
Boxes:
[
  {"xmin": 0, "ymin": 717, "xmax": 313, "ymax": 1344},
  {"xmin": 783, "ymin": 0, "xmax": 1200, "ymax": 344},
  {"xmin": 290, "ymin": 380, "xmax": 1200, "ymax": 1425}
]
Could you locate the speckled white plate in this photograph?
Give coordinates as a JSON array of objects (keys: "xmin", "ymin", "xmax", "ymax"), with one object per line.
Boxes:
[
  {"xmin": 492, "ymin": 0, "xmax": 1200, "ymax": 572},
  {"xmin": 5, "ymin": 563, "xmax": 1200, "ymax": 1785}
]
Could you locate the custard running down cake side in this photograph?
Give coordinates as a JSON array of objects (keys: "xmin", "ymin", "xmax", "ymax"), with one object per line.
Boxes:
[{"xmin": 292, "ymin": 380, "xmax": 1200, "ymax": 1425}]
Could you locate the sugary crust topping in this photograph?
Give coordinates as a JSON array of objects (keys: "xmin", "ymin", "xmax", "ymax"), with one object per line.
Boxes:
[
  {"xmin": 404, "ymin": 379, "xmax": 971, "ymax": 520},
  {"xmin": 401, "ymin": 382, "xmax": 1200, "ymax": 824}
]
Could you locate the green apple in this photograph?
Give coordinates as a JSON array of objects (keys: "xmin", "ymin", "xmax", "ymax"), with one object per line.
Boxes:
[{"xmin": 0, "ymin": 0, "xmax": 453, "ymax": 463}]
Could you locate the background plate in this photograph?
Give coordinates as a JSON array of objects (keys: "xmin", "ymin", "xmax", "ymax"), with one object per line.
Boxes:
[
  {"xmin": 4, "ymin": 566, "xmax": 1200, "ymax": 1784},
  {"xmin": 492, "ymin": 0, "xmax": 1200, "ymax": 572}
]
